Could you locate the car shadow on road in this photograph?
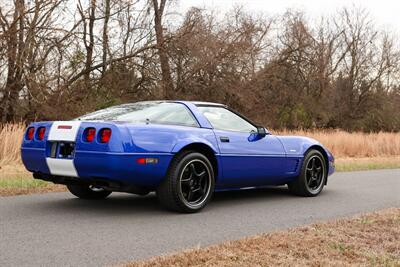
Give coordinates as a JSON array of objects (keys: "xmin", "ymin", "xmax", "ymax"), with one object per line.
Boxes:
[{"xmin": 34, "ymin": 186, "xmax": 307, "ymax": 216}]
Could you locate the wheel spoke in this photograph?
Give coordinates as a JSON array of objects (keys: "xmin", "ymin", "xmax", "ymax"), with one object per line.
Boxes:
[
  {"xmin": 197, "ymin": 171, "xmax": 206, "ymax": 184},
  {"xmin": 315, "ymin": 176, "xmax": 322, "ymax": 185},
  {"xmin": 307, "ymin": 176, "xmax": 314, "ymax": 186},
  {"xmin": 189, "ymin": 163, "xmax": 198, "ymax": 176},
  {"xmin": 315, "ymin": 166, "xmax": 322, "ymax": 174},
  {"xmin": 192, "ymin": 187, "xmax": 201, "ymax": 193},
  {"xmin": 187, "ymin": 190, "xmax": 194, "ymax": 201},
  {"xmin": 197, "ymin": 170, "xmax": 206, "ymax": 178},
  {"xmin": 181, "ymin": 178, "xmax": 191, "ymax": 185}
]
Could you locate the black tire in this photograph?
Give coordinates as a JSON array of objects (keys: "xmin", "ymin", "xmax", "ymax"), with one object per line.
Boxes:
[
  {"xmin": 67, "ymin": 184, "xmax": 112, "ymax": 200},
  {"xmin": 288, "ymin": 149, "xmax": 327, "ymax": 197},
  {"xmin": 156, "ymin": 151, "xmax": 215, "ymax": 213}
]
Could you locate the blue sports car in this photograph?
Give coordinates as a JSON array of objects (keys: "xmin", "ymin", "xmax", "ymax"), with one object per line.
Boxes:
[{"xmin": 21, "ymin": 101, "xmax": 335, "ymax": 212}]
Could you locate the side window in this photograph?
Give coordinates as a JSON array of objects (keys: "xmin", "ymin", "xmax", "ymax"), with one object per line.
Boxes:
[{"xmin": 198, "ymin": 106, "xmax": 257, "ymax": 132}]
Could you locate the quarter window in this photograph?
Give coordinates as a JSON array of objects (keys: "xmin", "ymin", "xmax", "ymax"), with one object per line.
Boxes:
[{"xmin": 78, "ymin": 102, "xmax": 199, "ymax": 127}]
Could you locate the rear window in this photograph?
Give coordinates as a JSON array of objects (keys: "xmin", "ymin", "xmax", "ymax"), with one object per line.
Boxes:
[{"xmin": 77, "ymin": 102, "xmax": 199, "ymax": 127}]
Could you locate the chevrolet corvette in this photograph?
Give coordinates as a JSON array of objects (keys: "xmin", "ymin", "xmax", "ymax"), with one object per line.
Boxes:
[{"xmin": 21, "ymin": 101, "xmax": 335, "ymax": 212}]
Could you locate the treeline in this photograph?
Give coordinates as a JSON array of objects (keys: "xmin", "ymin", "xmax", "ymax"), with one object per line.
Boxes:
[{"xmin": 1, "ymin": 0, "xmax": 399, "ymax": 131}]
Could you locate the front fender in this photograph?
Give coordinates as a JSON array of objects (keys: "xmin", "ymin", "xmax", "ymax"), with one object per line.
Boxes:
[
  {"xmin": 277, "ymin": 136, "xmax": 321, "ymax": 155},
  {"xmin": 277, "ymin": 135, "xmax": 335, "ymax": 176}
]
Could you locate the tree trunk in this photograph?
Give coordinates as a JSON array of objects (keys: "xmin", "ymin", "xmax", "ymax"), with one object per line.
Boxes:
[
  {"xmin": 102, "ymin": 0, "xmax": 110, "ymax": 75},
  {"xmin": 1, "ymin": 0, "xmax": 24, "ymax": 122},
  {"xmin": 152, "ymin": 0, "xmax": 174, "ymax": 99},
  {"xmin": 84, "ymin": 0, "xmax": 96, "ymax": 86}
]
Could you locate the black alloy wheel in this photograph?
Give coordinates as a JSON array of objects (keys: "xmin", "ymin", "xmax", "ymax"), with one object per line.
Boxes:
[
  {"xmin": 156, "ymin": 151, "xmax": 215, "ymax": 213},
  {"xmin": 179, "ymin": 159, "xmax": 211, "ymax": 207},
  {"xmin": 305, "ymin": 155, "xmax": 325, "ymax": 194},
  {"xmin": 288, "ymin": 149, "xmax": 327, "ymax": 197}
]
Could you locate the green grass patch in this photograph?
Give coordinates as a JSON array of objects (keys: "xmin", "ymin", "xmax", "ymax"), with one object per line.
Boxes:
[
  {"xmin": 335, "ymin": 160, "xmax": 400, "ymax": 172},
  {"xmin": 0, "ymin": 175, "xmax": 49, "ymax": 189}
]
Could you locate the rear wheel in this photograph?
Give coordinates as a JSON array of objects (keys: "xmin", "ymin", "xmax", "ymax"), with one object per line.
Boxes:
[
  {"xmin": 156, "ymin": 151, "xmax": 215, "ymax": 213},
  {"xmin": 288, "ymin": 150, "xmax": 327, "ymax": 197},
  {"xmin": 67, "ymin": 184, "xmax": 112, "ymax": 199}
]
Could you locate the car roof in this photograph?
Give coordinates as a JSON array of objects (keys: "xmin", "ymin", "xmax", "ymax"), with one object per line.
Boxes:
[
  {"xmin": 132, "ymin": 100, "xmax": 226, "ymax": 107},
  {"xmin": 118, "ymin": 100, "xmax": 226, "ymax": 108}
]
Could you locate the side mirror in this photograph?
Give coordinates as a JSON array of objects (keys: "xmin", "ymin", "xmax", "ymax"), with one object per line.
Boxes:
[{"xmin": 256, "ymin": 126, "xmax": 268, "ymax": 137}]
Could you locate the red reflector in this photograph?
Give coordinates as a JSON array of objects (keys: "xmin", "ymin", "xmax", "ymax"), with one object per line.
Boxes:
[
  {"xmin": 136, "ymin": 158, "xmax": 158, "ymax": 164},
  {"xmin": 136, "ymin": 158, "xmax": 146, "ymax": 164},
  {"xmin": 27, "ymin": 127, "xmax": 35, "ymax": 140},
  {"xmin": 100, "ymin": 128, "xmax": 112, "ymax": 143},
  {"xmin": 85, "ymin": 128, "xmax": 96, "ymax": 142},
  {"xmin": 38, "ymin": 127, "xmax": 46, "ymax": 140},
  {"xmin": 58, "ymin": 125, "xmax": 72, "ymax": 129}
]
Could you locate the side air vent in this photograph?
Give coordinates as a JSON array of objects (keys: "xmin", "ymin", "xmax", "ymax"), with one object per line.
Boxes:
[{"xmin": 293, "ymin": 159, "xmax": 300, "ymax": 172}]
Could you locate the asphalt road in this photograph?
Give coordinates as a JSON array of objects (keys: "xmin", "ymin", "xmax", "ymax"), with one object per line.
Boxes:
[{"xmin": 1, "ymin": 169, "xmax": 399, "ymax": 267}]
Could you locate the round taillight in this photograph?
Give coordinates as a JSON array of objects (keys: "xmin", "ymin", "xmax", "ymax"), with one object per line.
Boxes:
[
  {"xmin": 26, "ymin": 127, "xmax": 35, "ymax": 140},
  {"xmin": 38, "ymin": 127, "xmax": 46, "ymax": 140},
  {"xmin": 99, "ymin": 128, "xmax": 112, "ymax": 143},
  {"xmin": 85, "ymin": 128, "xmax": 96, "ymax": 142}
]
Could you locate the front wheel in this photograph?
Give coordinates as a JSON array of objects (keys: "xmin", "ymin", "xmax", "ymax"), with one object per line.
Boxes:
[
  {"xmin": 67, "ymin": 184, "xmax": 112, "ymax": 199},
  {"xmin": 288, "ymin": 150, "xmax": 327, "ymax": 197},
  {"xmin": 156, "ymin": 151, "xmax": 215, "ymax": 213}
]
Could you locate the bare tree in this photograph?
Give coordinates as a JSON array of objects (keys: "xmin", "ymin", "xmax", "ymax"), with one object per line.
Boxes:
[
  {"xmin": 151, "ymin": 0, "xmax": 173, "ymax": 98},
  {"xmin": 77, "ymin": 0, "xmax": 97, "ymax": 87},
  {"xmin": 102, "ymin": 0, "xmax": 110, "ymax": 74}
]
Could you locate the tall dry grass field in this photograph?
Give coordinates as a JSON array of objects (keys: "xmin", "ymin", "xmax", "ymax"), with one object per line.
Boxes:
[
  {"xmin": 0, "ymin": 123, "xmax": 25, "ymax": 166},
  {"xmin": 0, "ymin": 124, "xmax": 399, "ymax": 167},
  {"xmin": 275, "ymin": 129, "xmax": 400, "ymax": 158}
]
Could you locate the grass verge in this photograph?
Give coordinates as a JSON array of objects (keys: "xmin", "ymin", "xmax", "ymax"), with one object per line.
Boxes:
[
  {"xmin": 335, "ymin": 156, "xmax": 400, "ymax": 172},
  {"xmin": 122, "ymin": 208, "xmax": 400, "ymax": 267},
  {"xmin": 0, "ymin": 165, "xmax": 65, "ymax": 196},
  {"xmin": 0, "ymin": 157, "xmax": 399, "ymax": 197}
]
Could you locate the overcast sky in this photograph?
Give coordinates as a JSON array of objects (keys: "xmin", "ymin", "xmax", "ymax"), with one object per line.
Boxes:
[{"xmin": 177, "ymin": 0, "xmax": 400, "ymax": 35}]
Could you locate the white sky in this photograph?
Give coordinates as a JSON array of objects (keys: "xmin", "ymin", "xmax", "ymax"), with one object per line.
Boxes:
[{"xmin": 177, "ymin": 0, "xmax": 400, "ymax": 35}]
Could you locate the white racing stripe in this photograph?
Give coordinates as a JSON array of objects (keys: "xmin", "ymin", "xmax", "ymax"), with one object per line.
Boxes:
[
  {"xmin": 48, "ymin": 121, "xmax": 82, "ymax": 142},
  {"xmin": 46, "ymin": 121, "xmax": 81, "ymax": 177},
  {"xmin": 46, "ymin": 158, "xmax": 79, "ymax": 177}
]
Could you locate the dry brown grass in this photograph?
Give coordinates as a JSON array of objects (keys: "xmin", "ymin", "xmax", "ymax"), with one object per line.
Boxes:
[
  {"xmin": 0, "ymin": 123, "xmax": 25, "ymax": 166},
  {"xmin": 123, "ymin": 208, "xmax": 400, "ymax": 267},
  {"xmin": 275, "ymin": 129, "xmax": 400, "ymax": 158}
]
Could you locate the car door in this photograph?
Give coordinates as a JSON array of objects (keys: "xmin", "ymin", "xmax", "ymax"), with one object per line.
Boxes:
[{"xmin": 197, "ymin": 106, "xmax": 287, "ymax": 188}]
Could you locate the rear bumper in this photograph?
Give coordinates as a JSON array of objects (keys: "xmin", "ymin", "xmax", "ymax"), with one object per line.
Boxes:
[{"xmin": 21, "ymin": 147, "xmax": 173, "ymax": 188}]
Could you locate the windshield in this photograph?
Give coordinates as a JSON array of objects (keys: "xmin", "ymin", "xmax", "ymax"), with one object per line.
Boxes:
[{"xmin": 77, "ymin": 102, "xmax": 199, "ymax": 127}]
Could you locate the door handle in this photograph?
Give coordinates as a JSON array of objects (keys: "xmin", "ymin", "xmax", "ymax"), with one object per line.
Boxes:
[{"xmin": 220, "ymin": 136, "xmax": 230, "ymax": 143}]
